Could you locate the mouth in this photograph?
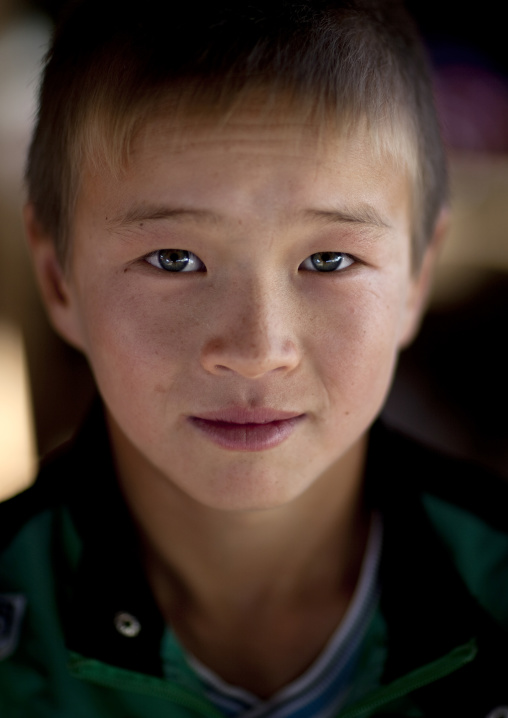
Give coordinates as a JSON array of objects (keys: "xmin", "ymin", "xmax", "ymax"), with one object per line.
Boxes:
[{"xmin": 188, "ymin": 408, "xmax": 306, "ymax": 451}]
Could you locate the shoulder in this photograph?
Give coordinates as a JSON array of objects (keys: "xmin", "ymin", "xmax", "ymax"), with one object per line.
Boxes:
[
  {"xmin": 0, "ymin": 442, "xmax": 73, "ymax": 553},
  {"xmin": 0, "ymin": 399, "xmax": 108, "ymax": 555},
  {"xmin": 370, "ymin": 418, "xmax": 508, "ymax": 530},
  {"xmin": 371, "ymin": 419, "xmax": 508, "ymax": 630}
]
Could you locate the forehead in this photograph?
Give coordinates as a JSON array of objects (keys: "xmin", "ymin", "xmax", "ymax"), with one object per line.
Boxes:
[
  {"xmin": 130, "ymin": 104, "xmax": 409, "ymax": 172},
  {"xmin": 78, "ymin": 108, "xmax": 413, "ymax": 233}
]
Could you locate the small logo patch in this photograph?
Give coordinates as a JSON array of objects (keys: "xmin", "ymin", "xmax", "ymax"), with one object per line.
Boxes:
[{"xmin": 0, "ymin": 594, "xmax": 27, "ymax": 660}]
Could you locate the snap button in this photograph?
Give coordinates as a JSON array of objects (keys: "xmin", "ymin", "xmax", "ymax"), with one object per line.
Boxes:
[
  {"xmin": 486, "ymin": 708, "xmax": 508, "ymax": 718},
  {"xmin": 114, "ymin": 611, "xmax": 141, "ymax": 638}
]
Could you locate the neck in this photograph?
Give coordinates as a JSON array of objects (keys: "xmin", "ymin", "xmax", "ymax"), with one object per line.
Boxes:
[
  {"xmin": 111, "ymin": 428, "xmax": 370, "ymax": 619},
  {"xmin": 110, "ymin": 426, "xmax": 372, "ymax": 695}
]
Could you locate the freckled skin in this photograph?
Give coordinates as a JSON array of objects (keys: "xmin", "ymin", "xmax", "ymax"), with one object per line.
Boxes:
[{"xmin": 51, "ymin": 116, "xmax": 425, "ymax": 512}]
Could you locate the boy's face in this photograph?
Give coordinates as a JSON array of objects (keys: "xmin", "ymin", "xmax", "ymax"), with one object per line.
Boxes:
[{"xmin": 33, "ymin": 111, "xmax": 432, "ymax": 512}]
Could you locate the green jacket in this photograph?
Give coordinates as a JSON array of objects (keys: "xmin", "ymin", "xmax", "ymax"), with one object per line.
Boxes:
[{"xmin": 2, "ymin": 405, "xmax": 508, "ymax": 717}]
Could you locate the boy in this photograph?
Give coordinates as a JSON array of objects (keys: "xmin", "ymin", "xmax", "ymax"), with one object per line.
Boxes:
[{"xmin": 2, "ymin": 1, "xmax": 508, "ymax": 716}]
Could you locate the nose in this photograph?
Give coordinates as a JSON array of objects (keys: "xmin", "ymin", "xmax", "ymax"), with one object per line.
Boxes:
[{"xmin": 200, "ymin": 278, "xmax": 300, "ymax": 379}]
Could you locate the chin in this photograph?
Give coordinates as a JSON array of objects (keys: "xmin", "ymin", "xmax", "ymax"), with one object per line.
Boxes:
[{"xmin": 182, "ymin": 470, "xmax": 310, "ymax": 514}]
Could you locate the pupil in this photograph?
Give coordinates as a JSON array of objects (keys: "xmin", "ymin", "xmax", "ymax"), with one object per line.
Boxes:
[
  {"xmin": 312, "ymin": 252, "xmax": 342, "ymax": 272},
  {"xmin": 159, "ymin": 249, "xmax": 190, "ymax": 271}
]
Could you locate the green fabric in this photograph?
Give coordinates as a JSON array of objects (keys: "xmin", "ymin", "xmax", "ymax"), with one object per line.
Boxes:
[
  {"xmin": 343, "ymin": 610, "xmax": 389, "ymax": 711},
  {"xmin": 68, "ymin": 652, "xmax": 223, "ymax": 717},
  {"xmin": 341, "ymin": 640, "xmax": 477, "ymax": 717},
  {"xmin": 423, "ymin": 493, "xmax": 508, "ymax": 631},
  {"xmin": 0, "ymin": 510, "xmax": 218, "ymax": 717},
  {"xmin": 0, "ymin": 511, "xmax": 72, "ymax": 710},
  {"xmin": 160, "ymin": 627, "xmax": 206, "ymax": 694}
]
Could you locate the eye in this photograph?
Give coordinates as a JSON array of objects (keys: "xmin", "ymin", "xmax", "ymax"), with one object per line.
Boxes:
[
  {"xmin": 300, "ymin": 252, "xmax": 355, "ymax": 272},
  {"xmin": 145, "ymin": 249, "xmax": 205, "ymax": 272}
]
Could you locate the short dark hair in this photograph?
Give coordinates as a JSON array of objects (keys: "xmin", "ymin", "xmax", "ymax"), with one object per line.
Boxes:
[{"xmin": 26, "ymin": 0, "xmax": 447, "ymax": 268}]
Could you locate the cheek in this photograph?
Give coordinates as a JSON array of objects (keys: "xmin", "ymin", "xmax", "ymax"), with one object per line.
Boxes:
[
  {"xmin": 308, "ymin": 277, "xmax": 408, "ymax": 404},
  {"xmin": 75, "ymin": 277, "xmax": 200, "ymax": 393}
]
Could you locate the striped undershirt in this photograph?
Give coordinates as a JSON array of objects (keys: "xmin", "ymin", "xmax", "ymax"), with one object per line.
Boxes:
[{"xmin": 186, "ymin": 512, "xmax": 382, "ymax": 718}]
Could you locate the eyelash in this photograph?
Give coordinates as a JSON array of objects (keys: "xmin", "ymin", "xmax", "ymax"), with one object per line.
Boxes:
[{"xmin": 144, "ymin": 250, "xmax": 356, "ymax": 273}]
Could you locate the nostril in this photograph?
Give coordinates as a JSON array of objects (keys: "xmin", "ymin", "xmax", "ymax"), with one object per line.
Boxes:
[{"xmin": 213, "ymin": 364, "xmax": 233, "ymax": 373}]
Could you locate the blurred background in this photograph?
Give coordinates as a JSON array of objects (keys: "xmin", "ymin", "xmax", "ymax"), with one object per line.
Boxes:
[{"xmin": 1, "ymin": 0, "xmax": 508, "ymax": 500}]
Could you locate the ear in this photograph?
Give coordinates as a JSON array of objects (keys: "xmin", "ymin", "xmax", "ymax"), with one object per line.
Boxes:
[
  {"xmin": 399, "ymin": 206, "xmax": 450, "ymax": 348},
  {"xmin": 24, "ymin": 203, "xmax": 86, "ymax": 352}
]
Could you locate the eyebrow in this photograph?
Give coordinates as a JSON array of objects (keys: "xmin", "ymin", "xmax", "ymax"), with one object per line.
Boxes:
[
  {"xmin": 107, "ymin": 203, "xmax": 390, "ymax": 230},
  {"xmin": 302, "ymin": 207, "xmax": 391, "ymax": 229},
  {"xmin": 107, "ymin": 206, "xmax": 219, "ymax": 227}
]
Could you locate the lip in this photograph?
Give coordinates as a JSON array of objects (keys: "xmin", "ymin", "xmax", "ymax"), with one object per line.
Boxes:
[{"xmin": 188, "ymin": 408, "xmax": 305, "ymax": 451}]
